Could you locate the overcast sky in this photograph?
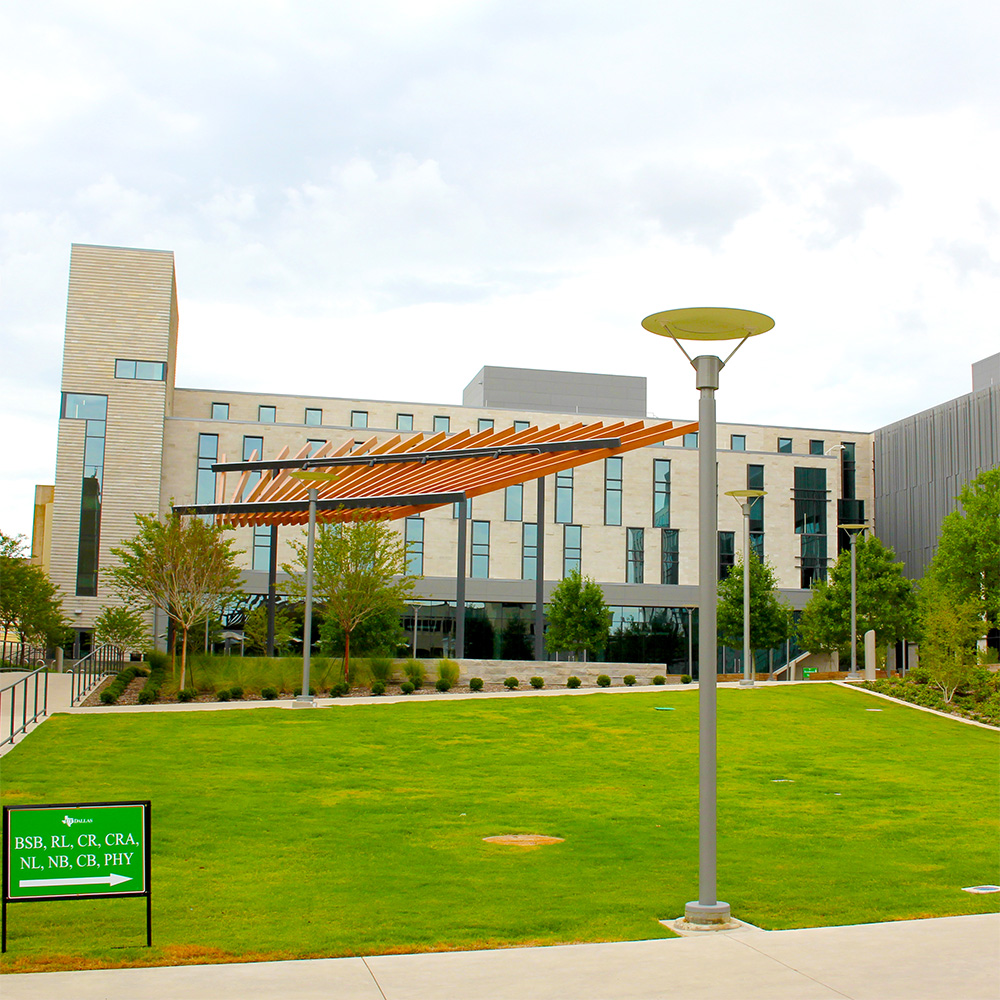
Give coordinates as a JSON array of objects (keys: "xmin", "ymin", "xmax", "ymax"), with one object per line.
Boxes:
[{"xmin": 3, "ymin": 1, "xmax": 998, "ymax": 542}]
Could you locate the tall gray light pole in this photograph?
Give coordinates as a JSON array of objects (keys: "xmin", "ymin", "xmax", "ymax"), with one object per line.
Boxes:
[
  {"xmin": 725, "ymin": 490, "xmax": 767, "ymax": 688},
  {"xmin": 295, "ymin": 486, "xmax": 318, "ymax": 706},
  {"xmin": 642, "ymin": 307, "xmax": 773, "ymax": 928},
  {"xmin": 839, "ymin": 524, "xmax": 868, "ymax": 680}
]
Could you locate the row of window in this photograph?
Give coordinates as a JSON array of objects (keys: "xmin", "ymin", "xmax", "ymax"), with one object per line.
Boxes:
[{"xmin": 685, "ymin": 432, "xmax": 839, "ymax": 455}]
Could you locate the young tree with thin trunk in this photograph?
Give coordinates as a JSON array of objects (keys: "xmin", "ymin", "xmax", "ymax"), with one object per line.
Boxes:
[
  {"xmin": 545, "ymin": 570, "xmax": 612, "ymax": 661},
  {"xmin": 93, "ymin": 604, "xmax": 149, "ymax": 655},
  {"xmin": 0, "ymin": 531, "xmax": 66, "ymax": 659},
  {"xmin": 716, "ymin": 552, "xmax": 793, "ymax": 656},
  {"xmin": 108, "ymin": 513, "xmax": 243, "ymax": 690},
  {"xmin": 284, "ymin": 517, "xmax": 415, "ymax": 683}
]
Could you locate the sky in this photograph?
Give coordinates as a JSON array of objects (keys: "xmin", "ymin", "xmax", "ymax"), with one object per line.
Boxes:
[{"xmin": 3, "ymin": 0, "xmax": 999, "ymax": 542}]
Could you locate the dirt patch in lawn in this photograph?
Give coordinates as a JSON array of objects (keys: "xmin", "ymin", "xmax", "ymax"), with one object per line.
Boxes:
[{"xmin": 482, "ymin": 834, "xmax": 565, "ymax": 847}]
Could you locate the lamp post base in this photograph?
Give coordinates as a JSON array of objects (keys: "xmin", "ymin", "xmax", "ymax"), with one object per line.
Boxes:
[
  {"xmin": 292, "ymin": 695, "xmax": 316, "ymax": 708},
  {"xmin": 683, "ymin": 900, "xmax": 732, "ymax": 926},
  {"xmin": 739, "ymin": 679, "xmax": 754, "ymax": 688}
]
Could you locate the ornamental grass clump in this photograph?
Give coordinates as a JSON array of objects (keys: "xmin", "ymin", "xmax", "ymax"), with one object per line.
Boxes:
[
  {"xmin": 369, "ymin": 657, "xmax": 395, "ymax": 683},
  {"xmin": 403, "ymin": 659, "xmax": 425, "ymax": 690},
  {"xmin": 437, "ymin": 659, "xmax": 460, "ymax": 686}
]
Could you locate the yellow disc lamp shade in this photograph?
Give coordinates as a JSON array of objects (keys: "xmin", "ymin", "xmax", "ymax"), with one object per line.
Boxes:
[{"xmin": 641, "ymin": 307, "xmax": 775, "ymax": 341}]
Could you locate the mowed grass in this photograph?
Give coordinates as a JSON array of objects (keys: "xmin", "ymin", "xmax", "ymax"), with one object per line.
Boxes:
[{"xmin": 1, "ymin": 684, "xmax": 997, "ymax": 972}]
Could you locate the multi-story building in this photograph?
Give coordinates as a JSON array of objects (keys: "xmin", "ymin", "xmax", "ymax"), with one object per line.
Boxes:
[{"xmin": 37, "ymin": 244, "xmax": 900, "ymax": 669}]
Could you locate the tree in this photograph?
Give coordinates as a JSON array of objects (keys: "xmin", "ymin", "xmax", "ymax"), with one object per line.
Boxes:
[
  {"xmin": 500, "ymin": 615, "xmax": 534, "ymax": 660},
  {"xmin": 918, "ymin": 582, "xmax": 986, "ymax": 702},
  {"xmin": 107, "ymin": 513, "xmax": 243, "ymax": 690},
  {"xmin": 93, "ymin": 605, "xmax": 149, "ymax": 654},
  {"xmin": 798, "ymin": 534, "xmax": 918, "ymax": 660},
  {"xmin": 0, "ymin": 531, "xmax": 66, "ymax": 659},
  {"xmin": 285, "ymin": 517, "xmax": 415, "ymax": 683},
  {"xmin": 716, "ymin": 552, "xmax": 793, "ymax": 657},
  {"xmin": 243, "ymin": 603, "xmax": 296, "ymax": 655},
  {"xmin": 925, "ymin": 468, "xmax": 999, "ymax": 630},
  {"xmin": 319, "ymin": 603, "xmax": 405, "ymax": 658},
  {"xmin": 545, "ymin": 571, "xmax": 612, "ymax": 661}
]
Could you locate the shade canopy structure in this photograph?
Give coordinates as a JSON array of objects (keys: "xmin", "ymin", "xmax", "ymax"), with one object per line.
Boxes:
[{"xmin": 172, "ymin": 418, "xmax": 697, "ymax": 526}]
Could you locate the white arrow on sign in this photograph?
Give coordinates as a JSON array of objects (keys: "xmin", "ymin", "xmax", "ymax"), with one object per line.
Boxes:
[{"xmin": 19, "ymin": 873, "xmax": 132, "ymax": 889}]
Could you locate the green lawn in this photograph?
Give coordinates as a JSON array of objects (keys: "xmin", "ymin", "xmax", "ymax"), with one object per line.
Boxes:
[{"xmin": 1, "ymin": 684, "xmax": 997, "ymax": 972}]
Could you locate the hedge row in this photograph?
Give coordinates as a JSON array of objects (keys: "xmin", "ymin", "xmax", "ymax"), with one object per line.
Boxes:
[{"xmin": 99, "ymin": 665, "xmax": 147, "ymax": 705}]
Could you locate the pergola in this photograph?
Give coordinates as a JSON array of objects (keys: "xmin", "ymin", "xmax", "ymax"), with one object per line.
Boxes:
[{"xmin": 173, "ymin": 417, "xmax": 696, "ymax": 658}]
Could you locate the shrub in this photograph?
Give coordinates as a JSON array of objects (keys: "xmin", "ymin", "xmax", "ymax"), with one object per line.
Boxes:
[
  {"xmin": 623, "ymin": 675, "xmax": 636, "ymax": 686},
  {"xmin": 566, "ymin": 675, "xmax": 581, "ymax": 688},
  {"xmin": 597, "ymin": 674, "xmax": 611, "ymax": 687},
  {"xmin": 229, "ymin": 685, "xmax": 244, "ymax": 700},
  {"xmin": 438, "ymin": 659, "xmax": 460, "ymax": 686},
  {"xmin": 504, "ymin": 676, "xmax": 519, "ymax": 690},
  {"xmin": 652, "ymin": 675, "xmax": 666, "ymax": 685},
  {"xmin": 436, "ymin": 678, "xmax": 452, "ymax": 692},
  {"xmin": 98, "ymin": 664, "xmax": 143, "ymax": 705},
  {"xmin": 400, "ymin": 681, "xmax": 415, "ymax": 695},
  {"xmin": 907, "ymin": 665, "xmax": 931, "ymax": 684},
  {"xmin": 216, "ymin": 689, "xmax": 231, "ymax": 701},
  {"xmin": 100, "ymin": 689, "xmax": 117, "ymax": 705},
  {"xmin": 681, "ymin": 674, "xmax": 693, "ymax": 684},
  {"xmin": 469, "ymin": 677, "xmax": 484, "ymax": 692},
  {"xmin": 369, "ymin": 657, "xmax": 395, "ymax": 683},
  {"xmin": 137, "ymin": 662, "xmax": 166, "ymax": 704},
  {"xmin": 371, "ymin": 680, "xmax": 386, "ymax": 696},
  {"xmin": 530, "ymin": 676, "xmax": 544, "ymax": 689},
  {"xmin": 403, "ymin": 659, "xmax": 425, "ymax": 690},
  {"xmin": 261, "ymin": 687, "xmax": 278, "ymax": 700},
  {"xmin": 330, "ymin": 681, "xmax": 349, "ymax": 698},
  {"xmin": 146, "ymin": 649, "xmax": 169, "ymax": 672},
  {"xmin": 177, "ymin": 687, "xmax": 196, "ymax": 703}
]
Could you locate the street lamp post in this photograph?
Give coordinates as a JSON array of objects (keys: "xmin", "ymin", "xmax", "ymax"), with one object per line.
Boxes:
[
  {"xmin": 642, "ymin": 307, "xmax": 773, "ymax": 929},
  {"xmin": 724, "ymin": 490, "xmax": 767, "ymax": 688},
  {"xmin": 296, "ymin": 486, "xmax": 318, "ymax": 706},
  {"xmin": 838, "ymin": 523, "xmax": 868, "ymax": 680}
]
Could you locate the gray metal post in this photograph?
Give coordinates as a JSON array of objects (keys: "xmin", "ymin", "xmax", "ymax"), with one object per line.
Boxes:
[
  {"xmin": 412, "ymin": 604, "xmax": 419, "ymax": 658},
  {"xmin": 266, "ymin": 525, "xmax": 278, "ymax": 656},
  {"xmin": 848, "ymin": 532, "xmax": 859, "ymax": 679},
  {"xmin": 534, "ymin": 477, "xmax": 546, "ymax": 661},
  {"xmin": 686, "ymin": 354, "xmax": 730, "ymax": 926},
  {"xmin": 295, "ymin": 488, "xmax": 317, "ymax": 706},
  {"xmin": 740, "ymin": 501, "xmax": 753, "ymax": 688},
  {"xmin": 455, "ymin": 497, "xmax": 467, "ymax": 659},
  {"xmin": 687, "ymin": 607, "xmax": 693, "ymax": 677}
]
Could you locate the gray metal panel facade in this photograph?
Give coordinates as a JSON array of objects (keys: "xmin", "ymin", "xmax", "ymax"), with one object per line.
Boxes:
[
  {"xmin": 463, "ymin": 366, "xmax": 647, "ymax": 418},
  {"xmin": 874, "ymin": 383, "xmax": 999, "ymax": 579},
  {"xmin": 972, "ymin": 352, "xmax": 1000, "ymax": 391}
]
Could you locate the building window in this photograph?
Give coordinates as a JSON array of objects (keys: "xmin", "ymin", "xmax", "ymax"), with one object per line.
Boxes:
[
  {"xmin": 433, "ymin": 415, "xmax": 450, "ymax": 434},
  {"xmin": 252, "ymin": 526, "xmax": 272, "ymax": 573},
  {"xmin": 718, "ymin": 531, "xmax": 736, "ymax": 581},
  {"xmin": 683, "ymin": 432, "xmax": 698, "ymax": 448},
  {"xmin": 809, "ymin": 439, "xmax": 824, "ymax": 455},
  {"xmin": 196, "ymin": 433, "xmax": 219, "ymax": 506},
  {"xmin": 513, "ymin": 420, "xmax": 530, "ymax": 432},
  {"xmin": 396, "ymin": 413, "xmax": 414, "ymax": 431},
  {"xmin": 242, "ymin": 435, "xmax": 263, "ymax": 500},
  {"xmin": 62, "ymin": 393, "xmax": 108, "ymax": 597},
  {"xmin": 471, "ymin": 521, "xmax": 490, "ymax": 578},
  {"xmin": 211, "ymin": 402, "xmax": 229, "ymax": 420},
  {"xmin": 563, "ymin": 524, "xmax": 582, "ymax": 577},
  {"xmin": 350, "ymin": 410, "xmax": 368, "ymax": 429},
  {"xmin": 747, "ymin": 464, "xmax": 764, "ymax": 559},
  {"xmin": 661, "ymin": 528, "xmax": 679, "ymax": 585},
  {"xmin": 453, "ymin": 497, "xmax": 472, "ymax": 519},
  {"xmin": 653, "ymin": 459, "xmax": 670, "ymax": 527},
  {"xmin": 731, "ymin": 434, "xmax": 746, "ymax": 451},
  {"xmin": 505, "ymin": 483, "xmax": 523, "ymax": 521},
  {"xmin": 522, "ymin": 523, "xmax": 538, "ymax": 580},
  {"xmin": 304, "ymin": 407, "xmax": 322, "ymax": 426},
  {"xmin": 555, "ymin": 468, "xmax": 573, "ymax": 523},
  {"xmin": 795, "ymin": 467, "xmax": 828, "ymax": 587},
  {"xmin": 114, "ymin": 359, "xmax": 166, "ymax": 380},
  {"xmin": 777, "ymin": 437, "xmax": 792, "ymax": 453},
  {"xmin": 605, "ymin": 457, "xmax": 623, "ymax": 525},
  {"xmin": 477, "ymin": 418, "xmax": 494, "ymax": 433},
  {"xmin": 307, "ymin": 439, "xmax": 326, "ymax": 457},
  {"xmin": 841, "ymin": 441, "xmax": 857, "ymax": 499},
  {"xmin": 626, "ymin": 528, "xmax": 644, "ymax": 583},
  {"xmin": 405, "ymin": 517, "xmax": 424, "ymax": 576},
  {"xmin": 258, "ymin": 405, "xmax": 276, "ymax": 423}
]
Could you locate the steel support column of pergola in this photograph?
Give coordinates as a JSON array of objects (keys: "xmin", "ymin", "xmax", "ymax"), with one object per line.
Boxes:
[
  {"xmin": 455, "ymin": 499, "xmax": 468, "ymax": 659},
  {"xmin": 534, "ymin": 477, "xmax": 546, "ymax": 661}
]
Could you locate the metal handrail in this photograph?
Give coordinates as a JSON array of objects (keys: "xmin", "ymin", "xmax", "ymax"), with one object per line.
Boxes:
[
  {"xmin": 0, "ymin": 666, "xmax": 49, "ymax": 747},
  {"xmin": 69, "ymin": 643, "xmax": 125, "ymax": 706}
]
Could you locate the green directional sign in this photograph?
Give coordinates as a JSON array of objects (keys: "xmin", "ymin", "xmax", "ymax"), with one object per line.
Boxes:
[{"xmin": 4, "ymin": 802, "xmax": 149, "ymax": 902}]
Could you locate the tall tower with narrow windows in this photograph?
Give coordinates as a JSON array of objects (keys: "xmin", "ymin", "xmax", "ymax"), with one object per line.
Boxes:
[{"xmin": 50, "ymin": 244, "xmax": 177, "ymax": 653}]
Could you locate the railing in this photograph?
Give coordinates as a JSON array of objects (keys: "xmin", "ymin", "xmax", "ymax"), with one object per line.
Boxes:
[
  {"xmin": 1, "ymin": 639, "xmax": 48, "ymax": 669},
  {"xmin": 69, "ymin": 644, "xmax": 125, "ymax": 706},
  {"xmin": 0, "ymin": 666, "xmax": 49, "ymax": 747}
]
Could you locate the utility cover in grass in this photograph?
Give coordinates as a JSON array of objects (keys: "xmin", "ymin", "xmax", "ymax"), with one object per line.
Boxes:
[
  {"xmin": 962, "ymin": 885, "xmax": 1000, "ymax": 894},
  {"xmin": 483, "ymin": 835, "xmax": 564, "ymax": 847}
]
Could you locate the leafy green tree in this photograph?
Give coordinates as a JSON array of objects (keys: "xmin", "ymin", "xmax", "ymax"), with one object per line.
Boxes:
[
  {"xmin": 0, "ymin": 531, "xmax": 66, "ymax": 657},
  {"xmin": 243, "ymin": 603, "xmax": 296, "ymax": 655},
  {"xmin": 798, "ymin": 534, "xmax": 918, "ymax": 660},
  {"xmin": 500, "ymin": 615, "xmax": 534, "ymax": 660},
  {"xmin": 918, "ymin": 581, "xmax": 986, "ymax": 703},
  {"xmin": 319, "ymin": 603, "xmax": 405, "ymax": 657},
  {"xmin": 93, "ymin": 604, "xmax": 149, "ymax": 654},
  {"xmin": 108, "ymin": 513, "xmax": 243, "ymax": 690},
  {"xmin": 716, "ymin": 553, "xmax": 793, "ymax": 655},
  {"xmin": 545, "ymin": 570, "xmax": 612, "ymax": 661},
  {"xmin": 925, "ymin": 468, "xmax": 999, "ymax": 628},
  {"xmin": 285, "ymin": 517, "xmax": 414, "ymax": 683}
]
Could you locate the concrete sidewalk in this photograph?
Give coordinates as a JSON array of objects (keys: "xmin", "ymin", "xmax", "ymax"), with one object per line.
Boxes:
[{"xmin": 4, "ymin": 913, "xmax": 998, "ymax": 999}]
